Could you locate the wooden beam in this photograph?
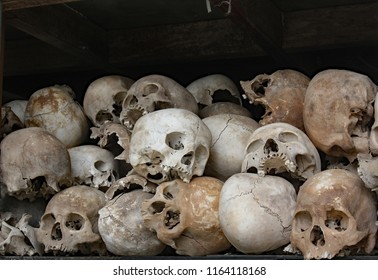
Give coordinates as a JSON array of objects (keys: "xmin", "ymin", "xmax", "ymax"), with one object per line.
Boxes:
[
  {"xmin": 109, "ymin": 18, "xmax": 265, "ymax": 66},
  {"xmin": 3, "ymin": 0, "xmax": 81, "ymax": 11},
  {"xmin": 283, "ymin": 2, "xmax": 378, "ymax": 51},
  {"xmin": 5, "ymin": 4, "xmax": 112, "ymax": 71}
]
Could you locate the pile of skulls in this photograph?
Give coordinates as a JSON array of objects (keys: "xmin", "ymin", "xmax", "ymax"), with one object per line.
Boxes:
[{"xmin": 0, "ymin": 69, "xmax": 377, "ymax": 259}]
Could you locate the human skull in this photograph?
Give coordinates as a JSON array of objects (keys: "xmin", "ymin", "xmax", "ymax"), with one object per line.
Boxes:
[
  {"xmin": 288, "ymin": 169, "xmax": 377, "ymax": 259},
  {"xmin": 303, "ymin": 69, "xmax": 376, "ymax": 162},
  {"xmin": 0, "ymin": 105, "xmax": 24, "ymax": 140},
  {"xmin": 240, "ymin": 69, "xmax": 310, "ymax": 131},
  {"xmin": 0, "ymin": 127, "xmax": 72, "ymax": 201},
  {"xmin": 35, "ymin": 185, "xmax": 107, "ymax": 255},
  {"xmin": 198, "ymin": 102, "xmax": 252, "ymax": 119},
  {"xmin": 241, "ymin": 122, "xmax": 321, "ymax": 185},
  {"xmin": 3, "ymin": 100, "xmax": 28, "ymax": 124},
  {"xmin": 129, "ymin": 108, "xmax": 211, "ymax": 184},
  {"xmin": 120, "ymin": 74, "xmax": 198, "ymax": 131},
  {"xmin": 142, "ymin": 177, "xmax": 231, "ymax": 256},
  {"xmin": 24, "ymin": 85, "xmax": 90, "ymax": 148},
  {"xmin": 219, "ymin": 173, "xmax": 296, "ymax": 254},
  {"xmin": 202, "ymin": 114, "xmax": 259, "ymax": 181},
  {"xmin": 68, "ymin": 145, "xmax": 119, "ymax": 190},
  {"xmin": 98, "ymin": 189, "xmax": 166, "ymax": 256},
  {"xmin": 83, "ymin": 75, "xmax": 134, "ymax": 127},
  {"xmin": 186, "ymin": 74, "xmax": 242, "ymax": 107}
]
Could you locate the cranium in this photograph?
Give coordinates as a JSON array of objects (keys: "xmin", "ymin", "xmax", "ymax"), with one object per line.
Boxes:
[
  {"xmin": 142, "ymin": 177, "xmax": 231, "ymax": 256},
  {"xmin": 202, "ymin": 113, "xmax": 259, "ymax": 181},
  {"xmin": 68, "ymin": 145, "xmax": 119, "ymax": 190},
  {"xmin": 24, "ymin": 85, "xmax": 89, "ymax": 148},
  {"xmin": 241, "ymin": 122, "xmax": 321, "ymax": 186},
  {"xmin": 3, "ymin": 100, "xmax": 28, "ymax": 124},
  {"xmin": 129, "ymin": 108, "xmax": 211, "ymax": 184},
  {"xmin": 98, "ymin": 189, "xmax": 166, "ymax": 256},
  {"xmin": 35, "ymin": 185, "xmax": 107, "ymax": 255},
  {"xmin": 219, "ymin": 173, "xmax": 296, "ymax": 254},
  {"xmin": 303, "ymin": 69, "xmax": 376, "ymax": 162},
  {"xmin": 120, "ymin": 74, "xmax": 198, "ymax": 131},
  {"xmin": 0, "ymin": 127, "xmax": 72, "ymax": 201},
  {"xmin": 288, "ymin": 169, "xmax": 377, "ymax": 259},
  {"xmin": 240, "ymin": 69, "xmax": 310, "ymax": 131},
  {"xmin": 83, "ymin": 75, "xmax": 134, "ymax": 127}
]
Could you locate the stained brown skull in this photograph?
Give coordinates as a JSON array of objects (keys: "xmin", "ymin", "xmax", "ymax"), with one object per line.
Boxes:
[
  {"xmin": 289, "ymin": 169, "xmax": 377, "ymax": 259},
  {"xmin": 240, "ymin": 69, "xmax": 310, "ymax": 131},
  {"xmin": 141, "ymin": 177, "xmax": 231, "ymax": 256}
]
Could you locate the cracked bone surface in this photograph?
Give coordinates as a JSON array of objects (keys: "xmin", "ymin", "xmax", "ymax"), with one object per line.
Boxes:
[
  {"xmin": 288, "ymin": 169, "xmax": 377, "ymax": 259},
  {"xmin": 219, "ymin": 173, "xmax": 296, "ymax": 254}
]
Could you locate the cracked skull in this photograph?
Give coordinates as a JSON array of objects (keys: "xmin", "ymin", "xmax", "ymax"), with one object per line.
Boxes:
[
  {"xmin": 240, "ymin": 69, "xmax": 310, "ymax": 131},
  {"xmin": 241, "ymin": 122, "xmax": 321, "ymax": 185},
  {"xmin": 303, "ymin": 69, "xmax": 376, "ymax": 162},
  {"xmin": 219, "ymin": 173, "xmax": 296, "ymax": 254},
  {"xmin": 0, "ymin": 127, "xmax": 72, "ymax": 201},
  {"xmin": 289, "ymin": 169, "xmax": 377, "ymax": 259},
  {"xmin": 141, "ymin": 177, "xmax": 231, "ymax": 256},
  {"xmin": 35, "ymin": 185, "xmax": 107, "ymax": 255},
  {"xmin": 120, "ymin": 74, "xmax": 198, "ymax": 131},
  {"xmin": 129, "ymin": 108, "xmax": 211, "ymax": 184}
]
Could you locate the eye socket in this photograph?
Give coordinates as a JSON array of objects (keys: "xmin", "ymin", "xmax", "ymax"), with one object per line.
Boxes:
[
  {"xmin": 293, "ymin": 211, "xmax": 312, "ymax": 233},
  {"xmin": 325, "ymin": 209, "xmax": 349, "ymax": 232},
  {"xmin": 166, "ymin": 132, "xmax": 185, "ymax": 150},
  {"xmin": 65, "ymin": 213, "xmax": 84, "ymax": 231}
]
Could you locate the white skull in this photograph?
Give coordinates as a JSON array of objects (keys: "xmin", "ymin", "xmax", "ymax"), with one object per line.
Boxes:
[
  {"xmin": 241, "ymin": 69, "xmax": 310, "ymax": 131},
  {"xmin": 120, "ymin": 74, "xmax": 198, "ymax": 131},
  {"xmin": 142, "ymin": 177, "xmax": 231, "ymax": 256},
  {"xmin": 186, "ymin": 74, "xmax": 242, "ymax": 107},
  {"xmin": 24, "ymin": 85, "xmax": 90, "ymax": 148},
  {"xmin": 98, "ymin": 189, "xmax": 166, "ymax": 256},
  {"xmin": 219, "ymin": 173, "xmax": 296, "ymax": 254},
  {"xmin": 241, "ymin": 122, "xmax": 321, "ymax": 185},
  {"xmin": 129, "ymin": 108, "xmax": 211, "ymax": 184},
  {"xmin": 35, "ymin": 185, "xmax": 107, "ymax": 255},
  {"xmin": 202, "ymin": 114, "xmax": 259, "ymax": 181},
  {"xmin": 288, "ymin": 169, "xmax": 377, "ymax": 259},
  {"xmin": 3, "ymin": 100, "xmax": 28, "ymax": 124},
  {"xmin": 68, "ymin": 145, "xmax": 119, "ymax": 190},
  {"xmin": 83, "ymin": 75, "xmax": 134, "ymax": 127},
  {"xmin": 303, "ymin": 69, "xmax": 376, "ymax": 162},
  {"xmin": 0, "ymin": 127, "xmax": 72, "ymax": 201}
]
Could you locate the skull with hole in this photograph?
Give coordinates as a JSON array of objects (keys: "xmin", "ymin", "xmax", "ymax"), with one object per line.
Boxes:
[
  {"xmin": 24, "ymin": 85, "xmax": 90, "ymax": 148},
  {"xmin": 240, "ymin": 69, "xmax": 310, "ymax": 131},
  {"xmin": 288, "ymin": 169, "xmax": 377, "ymax": 259},
  {"xmin": 186, "ymin": 74, "xmax": 242, "ymax": 112},
  {"xmin": 241, "ymin": 122, "xmax": 321, "ymax": 187},
  {"xmin": 68, "ymin": 145, "xmax": 119, "ymax": 190},
  {"xmin": 0, "ymin": 127, "xmax": 72, "ymax": 201},
  {"xmin": 219, "ymin": 173, "xmax": 296, "ymax": 254},
  {"xmin": 202, "ymin": 114, "xmax": 259, "ymax": 181},
  {"xmin": 129, "ymin": 108, "xmax": 211, "ymax": 184},
  {"xmin": 120, "ymin": 74, "xmax": 198, "ymax": 131},
  {"xmin": 141, "ymin": 177, "xmax": 231, "ymax": 256},
  {"xmin": 98, "ymin": 188, "xmax": 166, "ymax": 256},
  {"xmin": 303, "ymin": 69, "xmax": 376, "ymax": 162},
  {"xmin": 35, "ymin": 185, "xmax": 107, "ymax": 255}
]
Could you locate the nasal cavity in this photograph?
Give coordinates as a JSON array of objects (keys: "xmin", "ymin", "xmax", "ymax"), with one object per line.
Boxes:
[
  {"xmin": 51, "ymin": 223, "xmax": 62, "ymax": 241},
  {"xmin": 310, "ymin": 225, "xmax": 325, "ymax": 247},
  {"xmin": 264, "ymin": 138, "xmax": 278, "ymax": 154}
]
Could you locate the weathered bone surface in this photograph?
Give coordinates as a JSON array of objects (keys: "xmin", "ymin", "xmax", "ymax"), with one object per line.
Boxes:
[
  {"xmin": 241, "ymin": 69, "xmax": 310, "ymax": 131},
  {"xmin": 3, "ymin": 100, "xmax": 28, "ymax": 124},
  {"xmin": 24, "ymin": 85, "xmax": 90, "ymax": 148},
  {"xmin": 0, "ymin": 105, "xmax": 24, "ymax": 140},
  {"xmin": 129, "ymin": 108, "xmax": 211, "ymax": 184},
  {"xmin": 120, "ymin": 74, "xmax": 198, "ymax": 131},
  {"xmin": 219, "ymin": 173, "xmax": 296, "ymax": 254},
  {"xmin": 35, "ymin": 185, "xmax": 107, "ymax": 255},
  {"xmin": 142, "ymin": 177, "xmax": 231, "ymax": 256},
  {"xmin": 303, "ymin": 69, "xmax": 376, "ymax": 162},
  {"xmin": 98, "ymin": 189, "xmax": 166, "ymax": 256},
  {"xmin": 287, "ymin": 169, "xmax": 377, "ymax": 259},
  {"xmin": 203, "ymin": 114, "xmax": 259, "ymax": 181},
  {"xmin": 0, "ymin": 127, "xmax": 72, "ymax": 201},
  {"xmin": 241, "ymin": 122, "xmax": 321, "ymax": 184},
  {"xmin": 198, "ymin": 102, "xmax": 252, "ymax": 119},
  {"xmin": 83, "ymin": 75, "xmax": 135, "ymax": 127}
]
